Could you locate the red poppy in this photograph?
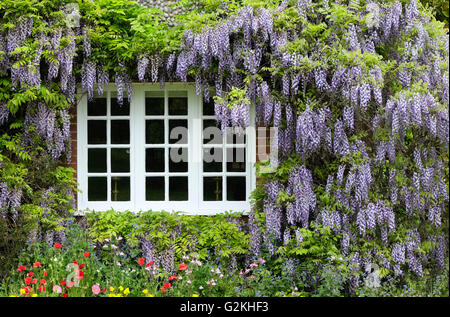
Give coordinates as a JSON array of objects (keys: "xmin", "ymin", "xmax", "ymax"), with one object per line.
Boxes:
[
  {"xmin": 62, "ymin": 293, "xmax": 68, "ymax": 297},
  {"xmin": 73, "ymin": 260, "xmax": 78, "ymax": 265},
  {"xmin": 79, "ymin": 263, "xmax": 85, "ymax": 269},
  {"xmin": 178, "ymin": 263, "xmax": 188, "ymax": 271},
  {"xmin": 40, "ymin": 279, "xmax": 47, "ymax": 285},
  {"xmin": 77, "ymin": 270, "xmax": 85, "ymax": 280},
  {"xmin": 101, "ymin": 288, "xmax": 107, "ymax": 293},
  {"xmin": 27, "ymin": 272, "xmax": 34, "ymax": 277},
  {"xmin": 83, "ymin": 252, "xmax": 90, "ymax": 257},
  {"xmin": 25, "ymin": 277, "xmax": 32, "ymax": 285},
  {"xmin": 60, "ymin": 280, "xmax": 66, "ymax": 286},
  {"xmin": 146, "ymin": 261, "xmax": 154, "ymax": 267},
  {"xmin": 161, "ymin": 286, "xmax": 165, "ymax": 294},
  {"xmin": 163, "ymin": 282, "xmax": 171, "ymax": 290},
  {"xmin": 169, "ymin": 275, "xmax": 177, "ymax": 281},
  {"xmin": 32, "ymin": 278, "xmax": 37, "ymax": 284},
  {"xmin": 33, "ymin": 262, "xmax": 41, "ymax": 268},
  {"xmin": 54, "ymin": 243, "xmax": 62, "ymax": 249},
  {"xmin": 137, "ymin": 258, "xmax": 145, "ymax": 266},
  {"xmin": 17, "ymin": 265, "xmax": 26, "ymax": 272},
  {"xmin": 38, "ymin": 286, "xmax": 46, "ymax": 292},
  {"xmin": 43, "ymin": 271, "xmax": 48, "ymax": 277}
]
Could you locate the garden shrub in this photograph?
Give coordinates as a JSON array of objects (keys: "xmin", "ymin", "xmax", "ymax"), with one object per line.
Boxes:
[{"xmin": 85, "ymin": 209, "xmax": 251, "ymax": 273}]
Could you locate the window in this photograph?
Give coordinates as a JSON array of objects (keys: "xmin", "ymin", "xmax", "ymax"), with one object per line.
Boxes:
[{"xmin": 77, "ymin": 84, "xmax": 255, "ymax": 214}]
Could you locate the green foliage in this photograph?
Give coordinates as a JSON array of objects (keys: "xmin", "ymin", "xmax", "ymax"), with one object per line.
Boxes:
[{"xmin": 85, "ymin": 209, "xmax": 250, "ymax": 263}]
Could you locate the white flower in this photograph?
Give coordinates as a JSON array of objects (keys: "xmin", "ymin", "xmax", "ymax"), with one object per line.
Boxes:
[
  {"xmin": 199, "ymin": 286, "xmax": 204, "ymax": 290},
  {"xmin": 116, "ymin": 261, "xmax": 121, "ymax": 266},
  {"xmin": 187, "ymin": 280, "xmax": 191, "ymax": 284}
]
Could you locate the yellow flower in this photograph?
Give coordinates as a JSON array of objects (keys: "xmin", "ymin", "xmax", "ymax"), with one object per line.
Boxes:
[
  {"xmin": 192, "ymin": 294, "xmax": 199, "ymax": 297},
  {"xmin": 142, "ymin": 289, "xmax": 148, "ymax": 295},
  {"xmin": 108, "ymin": 293, "xmax": 115, "ymax": 297},
  {"xmin": 20, "ymin": 289, "xmax": 26, "ymax": 295},
  {"xmin": 31, "ymin": 293, "xmax": 38, "ymax": 297},
  {"xmin": 146, "ymin": 294, "xmax": 154, "ymax": 297},
  {"xmin": 109, "ymin": 286, "xmax": 115, "ymax": 292},
  {"xmin": 123, "ymin": 288, "xmax": 130, "ymax": 296},
  {"xmin": 9, "ymin": 295, "xmax": 17, "ymax": 297},
  {"xmin": 119, "ymin": 286, "xmax": 124, "ymax": 292}
]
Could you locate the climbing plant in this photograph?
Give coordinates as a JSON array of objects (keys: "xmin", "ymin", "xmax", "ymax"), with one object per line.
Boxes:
[{"xmin": 0, "ymin": 0, "xmax": 448, "ymax": 293}]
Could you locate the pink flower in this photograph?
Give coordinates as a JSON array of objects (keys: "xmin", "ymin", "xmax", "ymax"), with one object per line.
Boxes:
[
  {"xmin": 92, "ymin": 284, "xmax": 101, "ymax": 295},
  {"xmin": 53, "ymin": 285, "xmax": 62, "ymax": 294},
  {"xmin": 257, "ymin": 258, "xmax": 266, "ymax": 264}
]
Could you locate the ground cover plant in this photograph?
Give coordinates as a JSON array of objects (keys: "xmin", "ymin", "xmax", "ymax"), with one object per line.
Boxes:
[{"xmin": 0, "ymin": 0, "xmax": 448, "ymax": 297}]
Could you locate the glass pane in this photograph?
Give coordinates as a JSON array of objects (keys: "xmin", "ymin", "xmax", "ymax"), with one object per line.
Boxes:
[
  {"xmin": 226, "ymin": 148, "xmax": 246, "ymax": 172},
  {"xmin": 146, "ymin": 177, "xmax": 165, "ymax": 201},
  {"xmin": 203, "ymin": 119, "xmax": 222, "ymax": 144},
  {"xmin": 169, "ymin": 177, "xmax": 188, "ymax": 201},
  {"xmin": 169, "ymin": 120, "xmax": 188, "ymax": 144},
  {"xmin": 146, "ymin": 120, "xmax": 165, "ymax": 144},
  {"xmin": 111, "ymin": 120, "xmax": 130, "ymax": 144},
  {"xmin": 204, "ymin": 177, "xmax": 222, "ymax": 201},
  {"xmin": 88, "ymin": 177, "xmax": 107, "ymax": 201},
  {"xmin": 146, "ymin": 148, "xmax": 165, "ymax": 172},
  {"xmin": 203, "ymin": 147, "xmax": 222, "ymax": 172},
  {"xmin": 226, "ymin": 128, "xmax": 246, "ymax": 144},
  {"xmin": 88, "ymin": 120, "xmax": 106, "ymax": 144},
  {"xmin": 203, "ymin": 98, "xmax": 215, "ymax": 116},
  {"xmin": 145, "ymin": 91, "xmax": 164, "ymax": 116},
  {"xmin": 88, "ymin": 148, "xmax": 107, "ymax": 173},
  {"xmin": 111, "ymin": 97, "xmax": 130, "ymax": 116},
  {"xmin": 88, "ymin": 98, "xmax": 107, "ymax": 116},
  {"xmin": 169, "ymin": 148, "xmax": 188, "ymax": 172},
  {"xmin": 111, "ymin": 148, "xmax": 130, "ymax": 173},
  {"xmin": 168, "ymin": 91, "xmax": 188, "ymax": 115},
  {"xmin": 111, "ymin": 177, "xmax": 130, "ymax": 201},
  {"xmin": 227, "ymin": 177, "xmax": 246, "ymax": 201}
]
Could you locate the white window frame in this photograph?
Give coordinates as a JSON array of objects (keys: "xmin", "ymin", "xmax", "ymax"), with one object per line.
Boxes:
[{"xmin": 77, "ymin": 83, "xmax": 256, "ymax": 215}]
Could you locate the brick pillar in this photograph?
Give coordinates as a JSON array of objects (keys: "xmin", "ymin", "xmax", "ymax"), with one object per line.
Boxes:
[{"xmin": 69, "ymin": 104, "xmax": 78, "ymax": 205}]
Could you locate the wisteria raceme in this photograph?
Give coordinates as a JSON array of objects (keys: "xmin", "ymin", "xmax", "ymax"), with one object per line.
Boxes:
[{"xmin": 137, "ymin": 56, "xmax": 149, "ymax": 82}]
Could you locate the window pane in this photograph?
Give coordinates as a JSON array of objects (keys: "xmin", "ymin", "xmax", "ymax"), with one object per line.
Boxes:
[
  {"xmin": 111, "ymin": 120, "xmax": 130, "ymax": 144},
  {"xmin": 146, "ymin": 120, "xmax": 165, "ymax": 144},
  {"xmin": 146, "ymin": 148, "xmax": 165, "ymax": 172},
  {"xmin": 146, "ymin": 91, "xmax": 164, "ymax": 116},
  {"xmin": 203, "ymin": 119, "xmax": 222, "ymax": 144},
  {"xmin": 226, "ymin": 148, "xmax": 246, "ymax": 172},
  {"xmin": 88, "ymin": 177, "xmax": 107, "ymax": 201},
  {"xmin": 146, "ymin": 177, "xmax": 165, "ymax": 201},
  {"xmin": 226, "ymin": 129, "xmax": 246, "ymax": 144},
  {"xmin": 111, "ymin": 148, "xmax": 130, "ymax": 173},
  {"xmin": 88, "ymin": 120, "xmax": 106, "ymax": 144},
  {"xmin": 203, "ymin": 147, "xmax": 222, "ymax": 172},
  {"xmin": 227, "ymin": 177, "xmax": 246, "ymax": 201},
  {"xmin": 88, "ymin": 148, "xmax": 107, "ymax": 173},
  {"xmin": 204, "ymin": 177, "xmax": 222, "ymax": 201},
  {"xmin": 111, "ymin": 177, "xmax": 130, "ymax": 201},
  {"xmin": 169, "ymin": 148, "xmax": 188, "ymax": 172},
  {"xmin": 169, "ymin": 120, "xmax": 188, "ymax": 144},
  {"xmin": 168, "ymin": 91, "xmax": 187, "ymax": 115},
  {"xmin": 169, "ymin": 177, "xmax": 188, "ymax": 201},
  {"xmin": 111, "ymin": 97, "xmax": 130, "ymax": 116},
  {"xmin": 88, "ymin": 98, "xmax": 107, "ymax": 116},
  {"xmin": 203, "ymin": 98, "xmax": 215, "ymax": 116}
]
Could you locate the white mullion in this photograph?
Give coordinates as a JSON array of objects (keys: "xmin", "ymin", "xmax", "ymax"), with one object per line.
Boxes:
[
  {"xmin": 164, "ymin": 89, "xmax": 169, "ymax": 202},
  {"xmin": 135, "ymin": 86, "xmax": 146, "ymax": 211},
  {"xmin": 106, "ymin": 91, "xmax": 111, "ymax": 202}
]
